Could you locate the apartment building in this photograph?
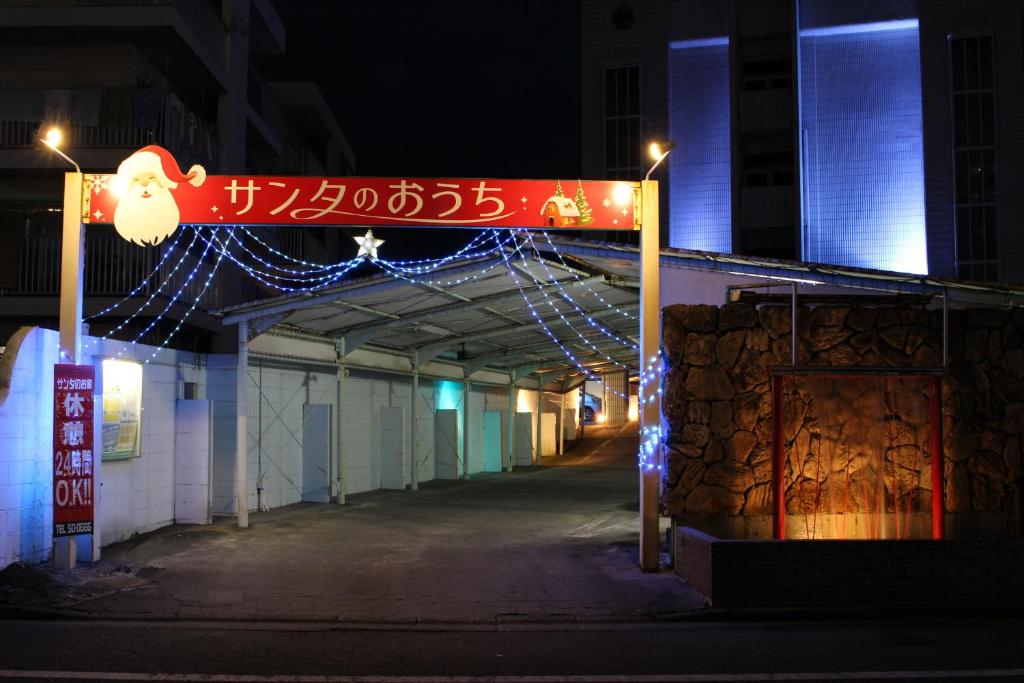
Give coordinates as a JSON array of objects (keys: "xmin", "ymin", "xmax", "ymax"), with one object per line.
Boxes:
[
  {"xmin": 0, "ymin": 0, "xmax": 355, "ymax": 350},
  {"xmin": 581, "ymin": 0, "xmax": 1024, "ymax": 283}
]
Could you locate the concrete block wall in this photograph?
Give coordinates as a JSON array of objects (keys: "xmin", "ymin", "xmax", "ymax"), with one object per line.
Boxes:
[
  {"xmin": 0, "ymin": 328, "xmax": 208, "ymax": 567},
  {"xmin": 676, "ymin": 526, "xmax": 1024, "ymax": 609},
  {"xmin": 0, "ymin": 327, "xmax": 59, "ymax": 567}
]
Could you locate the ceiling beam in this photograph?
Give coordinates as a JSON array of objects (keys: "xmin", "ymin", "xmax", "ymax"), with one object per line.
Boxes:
[
  {"xmin": 333, "ymin": 275, "xmax": 605, "ymax": 352},
  {"xmin": 410, "ymin": 302, "xmax": 638, "ymax": 357}
]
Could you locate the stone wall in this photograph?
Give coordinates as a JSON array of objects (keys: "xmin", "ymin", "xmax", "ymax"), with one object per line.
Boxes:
[{"xmin": 662, "ymin": 302, "xmax": 1024, "ymax": 537}]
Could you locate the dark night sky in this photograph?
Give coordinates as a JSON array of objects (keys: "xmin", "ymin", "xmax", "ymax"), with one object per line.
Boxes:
[{"xmin": 269, "ymin": 2, "xmax": 582, "ymax": 259}]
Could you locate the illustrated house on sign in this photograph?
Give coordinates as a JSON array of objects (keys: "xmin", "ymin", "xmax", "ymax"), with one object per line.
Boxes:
[{"xmin": 540, "ymin": 196, "xmax": 580, "ymax": 227}]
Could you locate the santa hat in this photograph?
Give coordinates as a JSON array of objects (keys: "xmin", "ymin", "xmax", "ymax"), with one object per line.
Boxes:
[{"xmin": 116, "ymin": 145, "xmax": 207, "ymax": 189}]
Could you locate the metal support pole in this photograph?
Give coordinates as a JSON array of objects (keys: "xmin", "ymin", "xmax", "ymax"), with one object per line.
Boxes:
[
  {"xmin": 335, "ymin": 339, "xmax": 347, "ymax": 504},
  {"xmin": 558, "ymin": 389, "xmax": 566, "ymax": 456},
  {"xmin": 930, "ymin": 376, "xmax": 944, "ymax": 540},
  {"xmin": 535, "ymin": 374, "xmax": 543, "ymax": 466},
  {"xmin": 771, "ymin": 374, "xmax": 785, "ymax": 540},
  {"xmin": 790, "ymin": 283, "xmax": 797, "ymax": 366},
  {"xmin": 639, "ymin": 179, "xmax": 661, "ymax": 571},
  {"xmin": 55, "ymin": 171, "xmax": 85, "ymax": 569},
  {"xmin": 411, "ymin": 353, "xmax": 419, "ymax": 490},
  {"xmin": 236, "ymin": 320, "xmax": 249, "ymax": 528},
  {"xmin": 462, "ymin": 375, "xmax": 471, "ymax": 479},
  {"xmin": 506, "ymin": 374, "xmax": 516, "ymax": 471}
]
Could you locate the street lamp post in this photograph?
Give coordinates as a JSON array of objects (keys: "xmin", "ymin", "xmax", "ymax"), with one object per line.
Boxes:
[
  {"xmin": 43, "ymin": 128, "xmax": 91, "ymax": 569},
  {"xmin": 638, "ymin": 141, "xmax": 673, "ymax": 571}
]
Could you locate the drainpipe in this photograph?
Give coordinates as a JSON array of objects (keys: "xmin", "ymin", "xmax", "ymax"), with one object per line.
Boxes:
[{"xmin": 411, "ymin": 352, "xmax": 419, "ymax": 490}]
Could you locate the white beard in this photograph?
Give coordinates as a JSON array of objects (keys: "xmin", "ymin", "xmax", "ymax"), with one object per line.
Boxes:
[{"xmin": 113, "ymin": 186, "xmax": 181, "ymax": 246}]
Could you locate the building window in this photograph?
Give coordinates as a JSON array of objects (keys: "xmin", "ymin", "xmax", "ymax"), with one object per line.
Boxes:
[
  {"xmin": 950, "ymin": 35, "xmax": 998, "ymax": 282},
  {"xmin": 603, "ymin": 65, "xmax": 641, "ymax": 180}
]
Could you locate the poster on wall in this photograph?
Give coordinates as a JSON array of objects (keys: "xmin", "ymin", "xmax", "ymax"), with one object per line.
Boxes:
[
  {"xmin": 101, "ymin": 359, "xmax": 142, "ymax": 460},
  {"xmin": 53, "ymin": 364, "xmax": 95, "ymax": 537}
]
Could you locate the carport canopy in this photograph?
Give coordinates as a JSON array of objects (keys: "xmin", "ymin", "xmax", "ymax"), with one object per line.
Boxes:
[{"xmin": 217, "ymin": 235, "xmax": 643, "ymax": 384}]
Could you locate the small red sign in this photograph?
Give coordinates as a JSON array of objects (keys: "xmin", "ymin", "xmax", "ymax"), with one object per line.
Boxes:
[
  {"xmin": 53, "ymin": 364, "xmax": 95, "ymax": 538},
  {"xmin": 82, "ymin": 174, "xmax": 638, "ymax": 231}
]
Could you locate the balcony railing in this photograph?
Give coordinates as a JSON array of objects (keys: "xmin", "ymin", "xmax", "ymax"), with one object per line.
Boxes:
[
  {"xmin": 0, "ymin": 87, "xmax": 220, "ymax": 169},
  {"xmin": 5, "ymin": 233, "xmax": 223, "ymax": 311},
  {"xmin": 0, "ymin": 0, "xmax": 225, "ymax": 76}
]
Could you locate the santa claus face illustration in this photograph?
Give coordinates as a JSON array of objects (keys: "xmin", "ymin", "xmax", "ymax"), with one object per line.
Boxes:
[{"xmin": 112, "ymin": 146, "xmax": 206, "ymax": 246}]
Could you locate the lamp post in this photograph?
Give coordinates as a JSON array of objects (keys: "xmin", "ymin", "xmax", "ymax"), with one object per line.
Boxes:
[
  {"xmin": 638, "ymin": 140, "xmax": 672, "ymax": 571},
  {"xmin": 42, "ymin": 127, "xmax": 91, "ymax": 569}
]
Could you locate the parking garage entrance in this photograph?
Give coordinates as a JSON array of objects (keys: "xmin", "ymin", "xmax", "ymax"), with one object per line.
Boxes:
[{"xmin": 77, "ymin": 152, "xmax": 663, "ymax": 567}]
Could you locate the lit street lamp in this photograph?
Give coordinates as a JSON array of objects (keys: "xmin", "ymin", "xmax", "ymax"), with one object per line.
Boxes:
[
  {"xmin": 637, "ymin": 140, "xmax": 673, "ymax": 570},
  {"xmin": 41, "ymin": 126, "xmax": 93, "ymax": 569}
]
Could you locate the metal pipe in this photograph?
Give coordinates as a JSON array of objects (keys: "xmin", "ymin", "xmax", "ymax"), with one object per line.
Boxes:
[
  {"xmin": 535, "ymin": 375, "xmax": 543, "ymax": 466},
  {"xmin": 506, "ymin": 374, "xmax": 516, "ymax": 471},
  {"xmin": 931, "ymin": 376, "xmax": 944, "ymax": 540},
  {"xmin": 462, "ymin": 376, "xmax": 471, "ymax": 479},
  {"xmin": 942, "ymin": 288, "xmax": 949, "ymax": 370},
  {"xmin": 791, "ymin": 282, "xmax": 797, "ymax": 366},
  {"xmin": 771, "ymin": 375, "xmax": 784, "ymax": 540},
  {"xmin": 236, "ymin": 320, "xmax": 249, "ymax": 528},
  {"xmin": 411, "ymin": 353, "xmax": 419, "ymax": 490},
  {"xmin": 335, "ymin": 338, "xmax": 346, "ymax": 505}
]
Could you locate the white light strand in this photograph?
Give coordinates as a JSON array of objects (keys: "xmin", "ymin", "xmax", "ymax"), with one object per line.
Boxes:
[
  {"xmin": 196, "ymin": 228, "xmax": 361, "ymax": 292},
  {"xmin": 507, "ymin": 231, "xmax": 631, "ymax": 371},
  {"xmin": 496, "ymin": 230, "xmax": 633, "ymax": 399},
  {"xmin": 536, "ymin": 230, "xmax": 636, "ymax": 322},
  {"xmin": 141, "ymin": 226, "xmax": 233, "ymax": 364},
  {"xmin": 518, "ymin": 229, "xmax": 639, "ymax": 350},
  {"xmin": 97, "ymin": 226, "xmax": 204, "ymax": 342},
  {"xmin": 84, "ymin": 226, "xmax": 190, "ymax": 320}
]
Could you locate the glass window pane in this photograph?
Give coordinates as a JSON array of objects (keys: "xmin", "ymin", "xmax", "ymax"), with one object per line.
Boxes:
[
  {"xmin": 956, "ymin": 207, "xmax": 970, "ymax": 259},
  {"xmin": 983, "ymin": 149, "xmax": 996, "ymax": 202},
  {"xmin": 966, "ymin": 37, "xmax": 980, "ymax": 90},
  {"xmin": 605, "ymin": 69, "xmax": 615, "ymax": 117},
  {"xmin": 628, "ymin": 118, "xmax": 639, "ymax": 170},
  {"xmin": 982, "ymin": 93, "xmax": 995, "ymax": 147},
  {"xmin": 605, "ymin": 119, "xmax": 616, "ymax": 168},
  {"xmin": 616, "ymin": 69, "xmax": 627, "ymax": 117},
  {"xmin": 979, "ymin": 37, "xmax": 993, "ymax": 89},
  {"xmin": 955, "ymin": 151, "xmax": 969, "ymax": 203},
  {"xmin": 629, "ymin": 66, "xmax": 640, "ymax": 114},
  {"xmin": 968, "ymin": 93, "xmax": 981, "ymax": 147},
  {"xmin": 617, "ymin": 118, "xmax": 628, "ymax": 168},
  {"xmin": 984, "ymin": 206, "xmax": 997, "ymax": 260},
  {"xmin": 951, "ymin": 39, "xmax": 965, "ymax": 91},
  {"xmin": 971, "ymin": 206, "xmax": 985, "ymax": 256},
  {"xmin": 954, "ymin": 94, "xmax": 967, "ymax": 147}
]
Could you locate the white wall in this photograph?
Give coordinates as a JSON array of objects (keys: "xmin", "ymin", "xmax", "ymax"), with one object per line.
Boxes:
[
  {"xmin": 0, "ymin": 327, "xmax": 59, "ymax": 567},
  {"xmin": 0, "ymin": 328, "xmax": 209, "ymax": 567}
]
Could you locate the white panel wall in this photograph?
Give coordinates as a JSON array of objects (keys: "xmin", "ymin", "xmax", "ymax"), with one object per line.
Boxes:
[
  {"xmin": 0, "ymin": 327, "xmax": 58, "ymax": 567},
  {"xmin": 174, "ymin": 400, "xmax": 211, "ymax": 524}
]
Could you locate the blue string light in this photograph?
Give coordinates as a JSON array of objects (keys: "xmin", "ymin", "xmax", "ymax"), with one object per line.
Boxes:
[
  {"xmin": 535, "ymin": 230, "xmax": 636, "ymax": 322},
  {"xmin": 517, "ymin": 229, "xmax": 639, "ymax": 350},
  {"xmin": 141, "ymin": 226, "xmax": 234, "ymax": 364},
  {"xmin": 97, "ymin": 226, "xmax": 204, "ymax": 342},
  {"xmin": 84, "ymin": 226, "xmax": 190, "ymax": 321},
  {"xmin": 506, "ymin": 231, "xmax": 632, "ymax": 371}
]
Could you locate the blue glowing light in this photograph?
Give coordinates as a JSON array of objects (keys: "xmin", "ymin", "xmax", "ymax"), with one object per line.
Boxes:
[
  {"xmin": 799, "ymin": 19, "xmax": 928, "ymax": 274},
  {"xmin": 668, "ymin": 38, "xmax": 732, "ymax": 253}
]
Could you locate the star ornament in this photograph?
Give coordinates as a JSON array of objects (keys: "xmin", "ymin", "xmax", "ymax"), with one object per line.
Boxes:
[{"xmin": 354, "ymin": 229, "xmax": 384, "ymax": 259}]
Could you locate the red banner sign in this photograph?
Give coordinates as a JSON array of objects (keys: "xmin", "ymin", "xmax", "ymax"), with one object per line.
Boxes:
[
  {"xmin": 83, "ymin": 174, "xmax": 639, "ymax": 231},
  {"xmin": 53, "ymin": 364, "xmax": 95, "ymax": 538}
]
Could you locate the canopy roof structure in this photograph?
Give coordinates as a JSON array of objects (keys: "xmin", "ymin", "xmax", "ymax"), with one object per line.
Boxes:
[{"xmin": 217, "ymin": 234, "xmax": 1024, "ymax": 381}]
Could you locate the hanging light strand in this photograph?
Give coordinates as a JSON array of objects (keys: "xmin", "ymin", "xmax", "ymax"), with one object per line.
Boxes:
[
  {"xmin": 97, "ymin": 226, "xmax": 204, "ymax": 342},
  {"xmin": 506, "ymin": 231, "xmax": 631, "ymax": 371},
  {"xmin": 535, "ymin": 230, "xmax": 636, "ymax": 322},
  {"xmin": 141, "ymin": 226, "xmax": 234, "ymax": 364},
  {"xmin": 84, "ymin": 226, "xmax": 190, "ymax": 321},
  {"xmin": 517, "ymin": 229, "xmax": 638, "ymax": 350}
]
